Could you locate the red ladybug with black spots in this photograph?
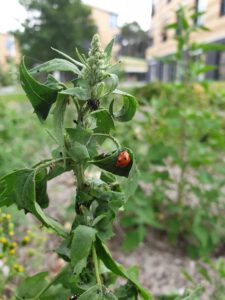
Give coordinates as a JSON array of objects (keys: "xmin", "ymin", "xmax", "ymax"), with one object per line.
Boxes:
[{"xmin": 116, "ymin": 150, "xmax": 131, "ymax": 168}]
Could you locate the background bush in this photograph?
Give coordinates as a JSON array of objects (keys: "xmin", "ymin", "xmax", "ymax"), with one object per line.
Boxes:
[{"xmin": 118, "ymin": 82, "xmax": 225, "ymax": 258}]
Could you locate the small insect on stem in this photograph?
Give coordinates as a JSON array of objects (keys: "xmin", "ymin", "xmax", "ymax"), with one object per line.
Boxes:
[{"xmin": 87, "ymin": 99, "xmax": 100, "ymax": 111}]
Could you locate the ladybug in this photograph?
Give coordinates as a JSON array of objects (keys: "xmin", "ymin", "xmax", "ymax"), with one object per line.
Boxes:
[{"xmin": 116, "ymin": 150, "xmax": 131, "ymax": 168}]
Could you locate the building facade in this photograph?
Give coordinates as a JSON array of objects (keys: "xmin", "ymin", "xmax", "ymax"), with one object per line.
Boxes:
[
  {"xmin": 90, "ymin": 6, "xmax": 119, "ymax": 60},
  {"xmin": 0, "ymin": 33, "xmax": 20, "ymax": 70},
  {"xmin": 147, "ymin": 0, "xmax": 225, "ymax": 81}
]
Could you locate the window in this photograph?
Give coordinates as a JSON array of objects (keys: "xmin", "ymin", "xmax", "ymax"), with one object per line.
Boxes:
[
  {"xmin": 195, "ymin": 0, "xmax": 207, "ymax": 24},
  {"xmin": 176, "ymin": 12, "xmax": 181, "ymax": 36},
  {"xmin": 151, "ymin": 0, "xmax": 156, "ymax": 17},
  {"xmin": 151, "ymin": 4, "xmax": 155, "ymax": 17},
  {"xmin": 219, "ymin": 51, "xmax": 225, "ymax": 79},
  {"xmin": 109, "ymin": 13, "xmax": 118, "ymax": 29},
  {"xmin": 221, "ymin": 0, "xmax": 225, "ymax": 15},
  {"xmin": 150, "ymin": 61, "xmax": 157, "ymax": 81},
  {"xmin": 161, "ymin": 30, "xmax": 168, "ymax": 42},
  {"xmin": 163, "ymin": 63, "xmax": 170, "ymax": 81}
]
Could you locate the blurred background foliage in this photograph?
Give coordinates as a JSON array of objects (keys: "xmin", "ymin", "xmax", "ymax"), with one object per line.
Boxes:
[{"xmin": 15, "ymin": 0, "xmax": 97, "ymax": 63}]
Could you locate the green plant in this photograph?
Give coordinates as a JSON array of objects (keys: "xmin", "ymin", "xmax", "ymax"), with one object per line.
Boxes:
[
  {"xmin": 118, "ymin": 6, "xmax": 225, "ymax": 257},
  {"xmin": 0, "ymin": 95, "xmax": 53, "ymax": 176},
  {"xmin": 0, "ymin": 208, "xmax": 27, "ymax": 296},
  {"xmin": 0, "ymin": 34, "xmax": 151, "ymax": 299},
  {"xmin": 0, "ymin": 65, "xmax": 13, "ymax": 87},
  {"xmin": 183, "ymin": 258, "xmax": 225, "ymax": 299}
]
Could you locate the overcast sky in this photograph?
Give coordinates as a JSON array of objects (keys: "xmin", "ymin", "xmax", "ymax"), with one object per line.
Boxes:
[{"xmin": 0, "ymin": 0, "xmax": 152, "ymax": 33}]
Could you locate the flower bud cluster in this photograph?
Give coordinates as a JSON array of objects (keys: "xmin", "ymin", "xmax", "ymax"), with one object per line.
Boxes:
[{"xmin": 81, "ymin": 34, "xmax": 107, "ymax": 86}]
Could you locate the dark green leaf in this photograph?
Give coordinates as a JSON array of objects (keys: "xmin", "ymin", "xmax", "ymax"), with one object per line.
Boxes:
[
  {"xmin": 0, "ymin": 169, "xmax": 67, "ymax": 237},
  {"xmin": 35, "ymin": 168, "xmax": 49, "ymax": 209},
  {"xmin": 110, "ymin": 90, "xmax": 137, "ymax": 122},
  {"xmin": 19, "ymin": 57, "xmax": 58, "ymax": 120}
]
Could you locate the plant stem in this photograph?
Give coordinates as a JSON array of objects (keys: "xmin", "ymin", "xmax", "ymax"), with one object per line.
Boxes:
[
  {"xmin": 87, "ymin": 133, "xmax": 121, "ymax": 149},
  {"xmin": 92, "ymin": 244, "xmax": 102, "ymax": 286},
  {"xmin": 74, "ymin": 164, "xmax": 85, "ymax": 190}
]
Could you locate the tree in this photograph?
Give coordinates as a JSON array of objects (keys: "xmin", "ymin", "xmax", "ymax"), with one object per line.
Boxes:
[
  {"xmin": 14, "ymin": 0, "xmax": 97, "ymax": 64},
  {"xmin": 117, "ymin": 22, "xmax": 150, "ymax": 58}
]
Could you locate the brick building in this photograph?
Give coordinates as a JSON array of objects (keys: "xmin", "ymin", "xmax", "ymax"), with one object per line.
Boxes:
[{"xmin": 147, "ymin": 0, "xmax": 225, "ymax": 81}]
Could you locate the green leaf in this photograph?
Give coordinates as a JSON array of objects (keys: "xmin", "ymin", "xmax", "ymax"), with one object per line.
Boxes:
[
  {"xmin": 122, "ymin": 226, "xmax": 145, "ymax": 252},
  {"xmin": 19, "ymin": 57, "xmax": 58, "ymax": 121},
  {"xmin": 53, "ymin": 93, "xmax": 68, "ymax": 160},
  {"xmin": 110, "ymin": 90, "xmax": 137, "ymax": 122},
  {"xmin": 104, "ymin": 38, "xmax": 114, "ymax": 61},
  {"xmin": 16, "ymin": 272, "xmax": 48, "ymax": 299},
  {"xmin": 60, "ymin": 87, "xmax": 91, "ymax": 100},
  {"xmin": 35, "ymin": 168, "xmax": 49, "ymax": 209},
  {"xmin": 197, "ymin": 266, "xmax": 211, "ymax": 283},
  {"xmin": 91, "ymin": 109, "xmax": 115, "ymax": 134},
  {"xmin": 78, "ymin": 285, "xmax": 102, "ymax": 300},
  {"xmin": 68, "ymin": 142, "xmax": 90, "ymax": 162},
  {"xmin": 102, "ymin": 73, "xmax": 119, "ymax": 97},
  {"xmin": 165, "ymin": 23, "xmax": 178, "ymax": 30},
  {"xmin": 91, "ymin": 148, "xmax": 134, "ymax": 177},
  {"xmin": 197, "ymin": 43, "xmax": 225, "ymax": 52},
  {"xmin": 193, "ymin": 213, "xmax": 208, "ymax": 248},
  {"xmin": 195, "ymin": 65, "xmax": 216, "ymax": 75},
  {"xmin": 45, "ymin": 74, "xmax": 63, "ymax": 90},
  {"xmin": 0, "ymin": 169, "xmax": 67, "ymax": 237},
  {"xmin": 114, "ymin": 281, "xmax": 138, "ymax": 300},
  {"xmin": 125, "ymin": 156, "xmax": 138, "ymax": 199},
  {"xmin": 66, "ymin": 127, "xmax": 94, "ymax": 158},
  {"xmin": 40, "ymin": 284, "xmax": 71, "ymax": 300},
  {"xmin": 71, "ymin": 225, "xmax": 97, "ymax": 276},
  {"xmin": 96, "ymin": 238, "xmax": 152, "ymax": 300},
  {"xmin": 30, "ymin": 58, "xmax": 80, "ymax": 75},
  {"xmin": 66, "ymin": 127, "xmax": 92, "ymax": 144},
  {"xmin": 51, "ymin": 47, "xmax": 83, "ymax": 67}
]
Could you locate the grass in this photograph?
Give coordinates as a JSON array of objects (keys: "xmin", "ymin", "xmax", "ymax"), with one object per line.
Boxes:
[{"xmin": 0, "ymin": 87, "xmax": 54, "ymax": 176}]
